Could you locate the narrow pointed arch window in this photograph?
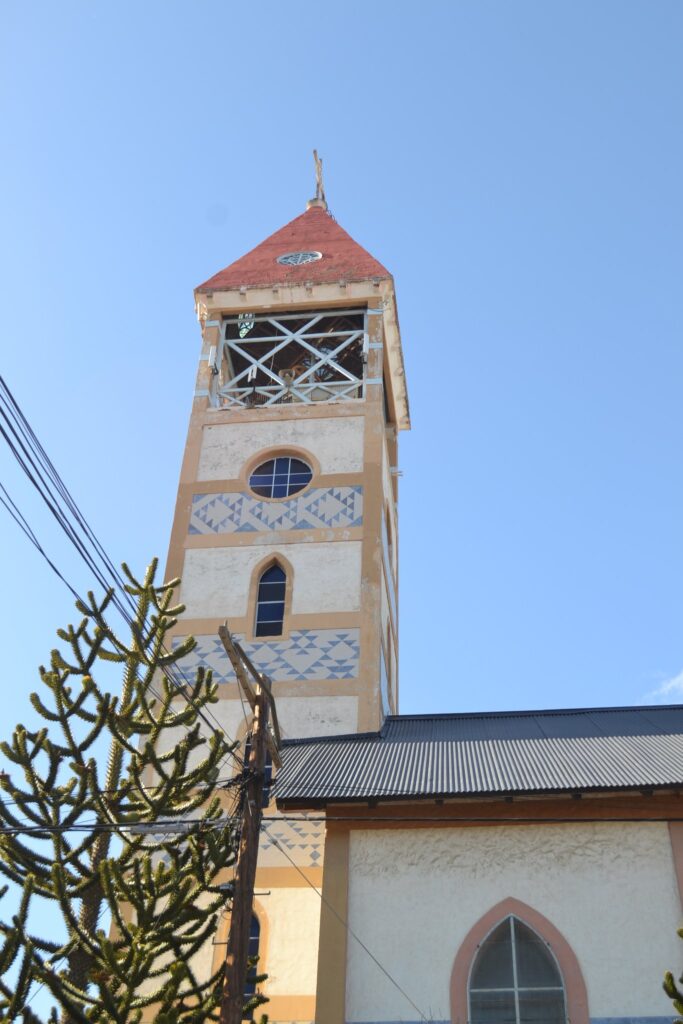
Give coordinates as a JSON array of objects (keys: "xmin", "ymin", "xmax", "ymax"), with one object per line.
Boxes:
[
  {"xmin": 469, "ymin": 916, "xmax": 566, "ymax": 1024},
  {"xmin": 243, "ymin": 914, "xmax": 261, "ymax": 1019},
  {"xmin": 254, "ymin": 563, "xmax": 286, "ymax": 637},
  {"xmin": 384, "ymin": 506, "xmax": 394, "ymax": 575}
]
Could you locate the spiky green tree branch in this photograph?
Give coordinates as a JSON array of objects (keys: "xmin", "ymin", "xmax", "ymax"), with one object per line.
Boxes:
[
  {"xmin": 664, "ymin": 927, "xmax": 683, "ymax": 1023},
  {"xmin": 0, "ymin": 559, "xmax": 265, "ymax": 1023}
]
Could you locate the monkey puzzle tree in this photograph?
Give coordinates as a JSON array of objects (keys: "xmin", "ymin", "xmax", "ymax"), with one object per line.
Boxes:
[
  {"xmin": 0, "ymin": 881, "xmax": 36, "ymax": 1020},
  {"xmin": 664, "ymin": 929, "xmax": 683, "ymax": 1023},
  {"xmin": 0, "ymin": 560, "xmax": 263, "ymax": 1023}
]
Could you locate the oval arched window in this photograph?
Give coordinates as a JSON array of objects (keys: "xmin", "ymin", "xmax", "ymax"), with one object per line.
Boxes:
[
  {"xmin": 469, "ymin": 916, "xmax": 566, "ymax": 1024},
  {"xmin": 249, "ymin": 456, "xmax": 312, "ymax": 499}
]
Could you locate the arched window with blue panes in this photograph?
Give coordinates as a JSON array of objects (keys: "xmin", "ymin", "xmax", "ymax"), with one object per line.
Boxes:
[{"xmin": 254, "ymin": 563, "xmax": 286, "ymax": 637}]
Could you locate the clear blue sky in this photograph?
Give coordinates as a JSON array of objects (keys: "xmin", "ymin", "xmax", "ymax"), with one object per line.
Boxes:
[{"xmin": 1, "ymin": 0, "xmax": 682, "ymax": 729}]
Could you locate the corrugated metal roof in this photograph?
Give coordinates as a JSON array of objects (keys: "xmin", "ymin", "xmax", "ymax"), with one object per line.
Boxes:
[{"xmin": 275, "ymin": 705, "xmax": 683, "ymax": 804}]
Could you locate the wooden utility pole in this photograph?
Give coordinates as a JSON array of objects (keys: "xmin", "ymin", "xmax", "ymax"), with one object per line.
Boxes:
[{"xmin": 218, "ymin": 625, "xmax": 281, "ymax": 1024}]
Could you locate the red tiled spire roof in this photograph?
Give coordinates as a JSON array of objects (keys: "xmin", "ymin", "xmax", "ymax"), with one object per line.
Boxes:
[{"xmin": 196, "ymin": 204, "xmax": 391, "ymax": 293}]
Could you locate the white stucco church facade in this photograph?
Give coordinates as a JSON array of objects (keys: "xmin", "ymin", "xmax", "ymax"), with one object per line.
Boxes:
[{"xmin": 164, "ymin": 188, "xmax": 683, "ymax": 1024}]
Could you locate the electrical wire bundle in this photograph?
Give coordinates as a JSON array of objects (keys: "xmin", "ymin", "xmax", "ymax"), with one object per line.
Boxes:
[{"xmin": 0, "ymin": 374, "xmax": 243, "ymax": 777}]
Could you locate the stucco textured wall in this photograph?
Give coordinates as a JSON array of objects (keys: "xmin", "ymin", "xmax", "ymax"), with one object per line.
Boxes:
[
  {"xmin": 181, "ymin": 541, "xmax": 362, "ymax": 618},
  {"xmin": 345, "ymin": 824, "xmax": 681, "ymax": 1022},
  {"xmin": 264, "ymin": 888, "xmax": 321, "ymax": 995},
  {"xmin": 197, "ymin": 416, "xmax": 365, "ymax": 480},
  {"xmin": 275, "ymin": 695, "xmax": 358, "ymax": 737},
  {"xmin": 158, "ymin": 694, "xmax": 358, "ymax": 776}
]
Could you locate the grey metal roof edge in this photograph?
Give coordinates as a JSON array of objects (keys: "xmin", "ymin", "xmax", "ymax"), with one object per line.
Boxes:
[
  {"xmin": 275, "ymin": 780, "xmax": 683, "ymax": 807},
  {"xmin": 281, "ymin": 729, "xmax": 380, "ymax": 748},
  {"xmin": 279, "ymin": 703, "xmax": 683, "ymax": 749},
  {"xmin": 380, "ymin": 703, "xmax": 683, "ymax": 722}
]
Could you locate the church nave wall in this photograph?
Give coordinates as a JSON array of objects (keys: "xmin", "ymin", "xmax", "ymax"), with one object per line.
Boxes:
[{"xmin": 343, "ymin": 822, "xmax": 680, "ymax": 1024}]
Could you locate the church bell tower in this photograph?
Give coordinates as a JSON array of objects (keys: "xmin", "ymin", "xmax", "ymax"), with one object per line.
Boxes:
[{"xmin": 166, "ymin": 186, "xmax": 409, "ymax": 740}]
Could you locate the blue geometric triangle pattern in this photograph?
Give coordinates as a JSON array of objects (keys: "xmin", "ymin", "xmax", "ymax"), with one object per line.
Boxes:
[
  {"xmin": 258, "ymin": 819, "xmax": 325, "ymax": 867},
  {"xmin": 174, "ymin": 628, "xmax": 360, "ymax": 683},
  {"xmin": 188, "ymin": 487, "xmax": 363, "ymax": 534}
]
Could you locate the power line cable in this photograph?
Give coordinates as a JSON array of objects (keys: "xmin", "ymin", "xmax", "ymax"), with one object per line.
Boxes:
[
  {"xmin": 9, "ymin": 776, "xmax": 251, "ymax": 1014},
  {"xmin": 3, "ymin": 808, "xmax": 680, "ymax": 837},
  {"xmin": 0, "ymin": 382, "xmax": 134, "ymax": 600},
  {"xmin": 0, "ymin": 375, "xmax": 244, "ymax": 773},
  {"xmin": 0, "ymin": 773, "xmax": 253, "ymax": 831},
  {"xmin": 16, "ymin": 774, "xmax": 251, "ymax": 1013},
  {"xmin": 0, "ymin": 397, "xmax": 127, "ymax": 614},
  {"xmin": 0, "ymin": 481, "xmax": 81, "ymax": 601},
  {"xmin": 0, "ymin": 771, "xmax": 248, "ymax": 811}
]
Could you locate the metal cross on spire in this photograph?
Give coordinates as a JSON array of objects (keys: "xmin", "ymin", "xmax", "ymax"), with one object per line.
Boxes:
[{"xmin": 311, "ymin": 149, "xmax": 327, "ymax": 209}]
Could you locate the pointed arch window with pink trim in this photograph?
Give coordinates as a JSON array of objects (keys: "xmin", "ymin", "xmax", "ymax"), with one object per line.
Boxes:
[{"xmin": 468, "ymin": 916, "xmax": 566, "ymax": 1024}]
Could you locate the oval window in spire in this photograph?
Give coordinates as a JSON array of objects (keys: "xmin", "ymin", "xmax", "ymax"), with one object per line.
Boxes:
[{"xmin": 276, "ymin": 251, "xmax": 322, "ymax": 266}]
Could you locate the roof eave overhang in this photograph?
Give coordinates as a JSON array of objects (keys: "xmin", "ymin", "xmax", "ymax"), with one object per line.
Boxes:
[{"xmin": 276, "ymin": 782, "xmax": 683, "ymax": 812}]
